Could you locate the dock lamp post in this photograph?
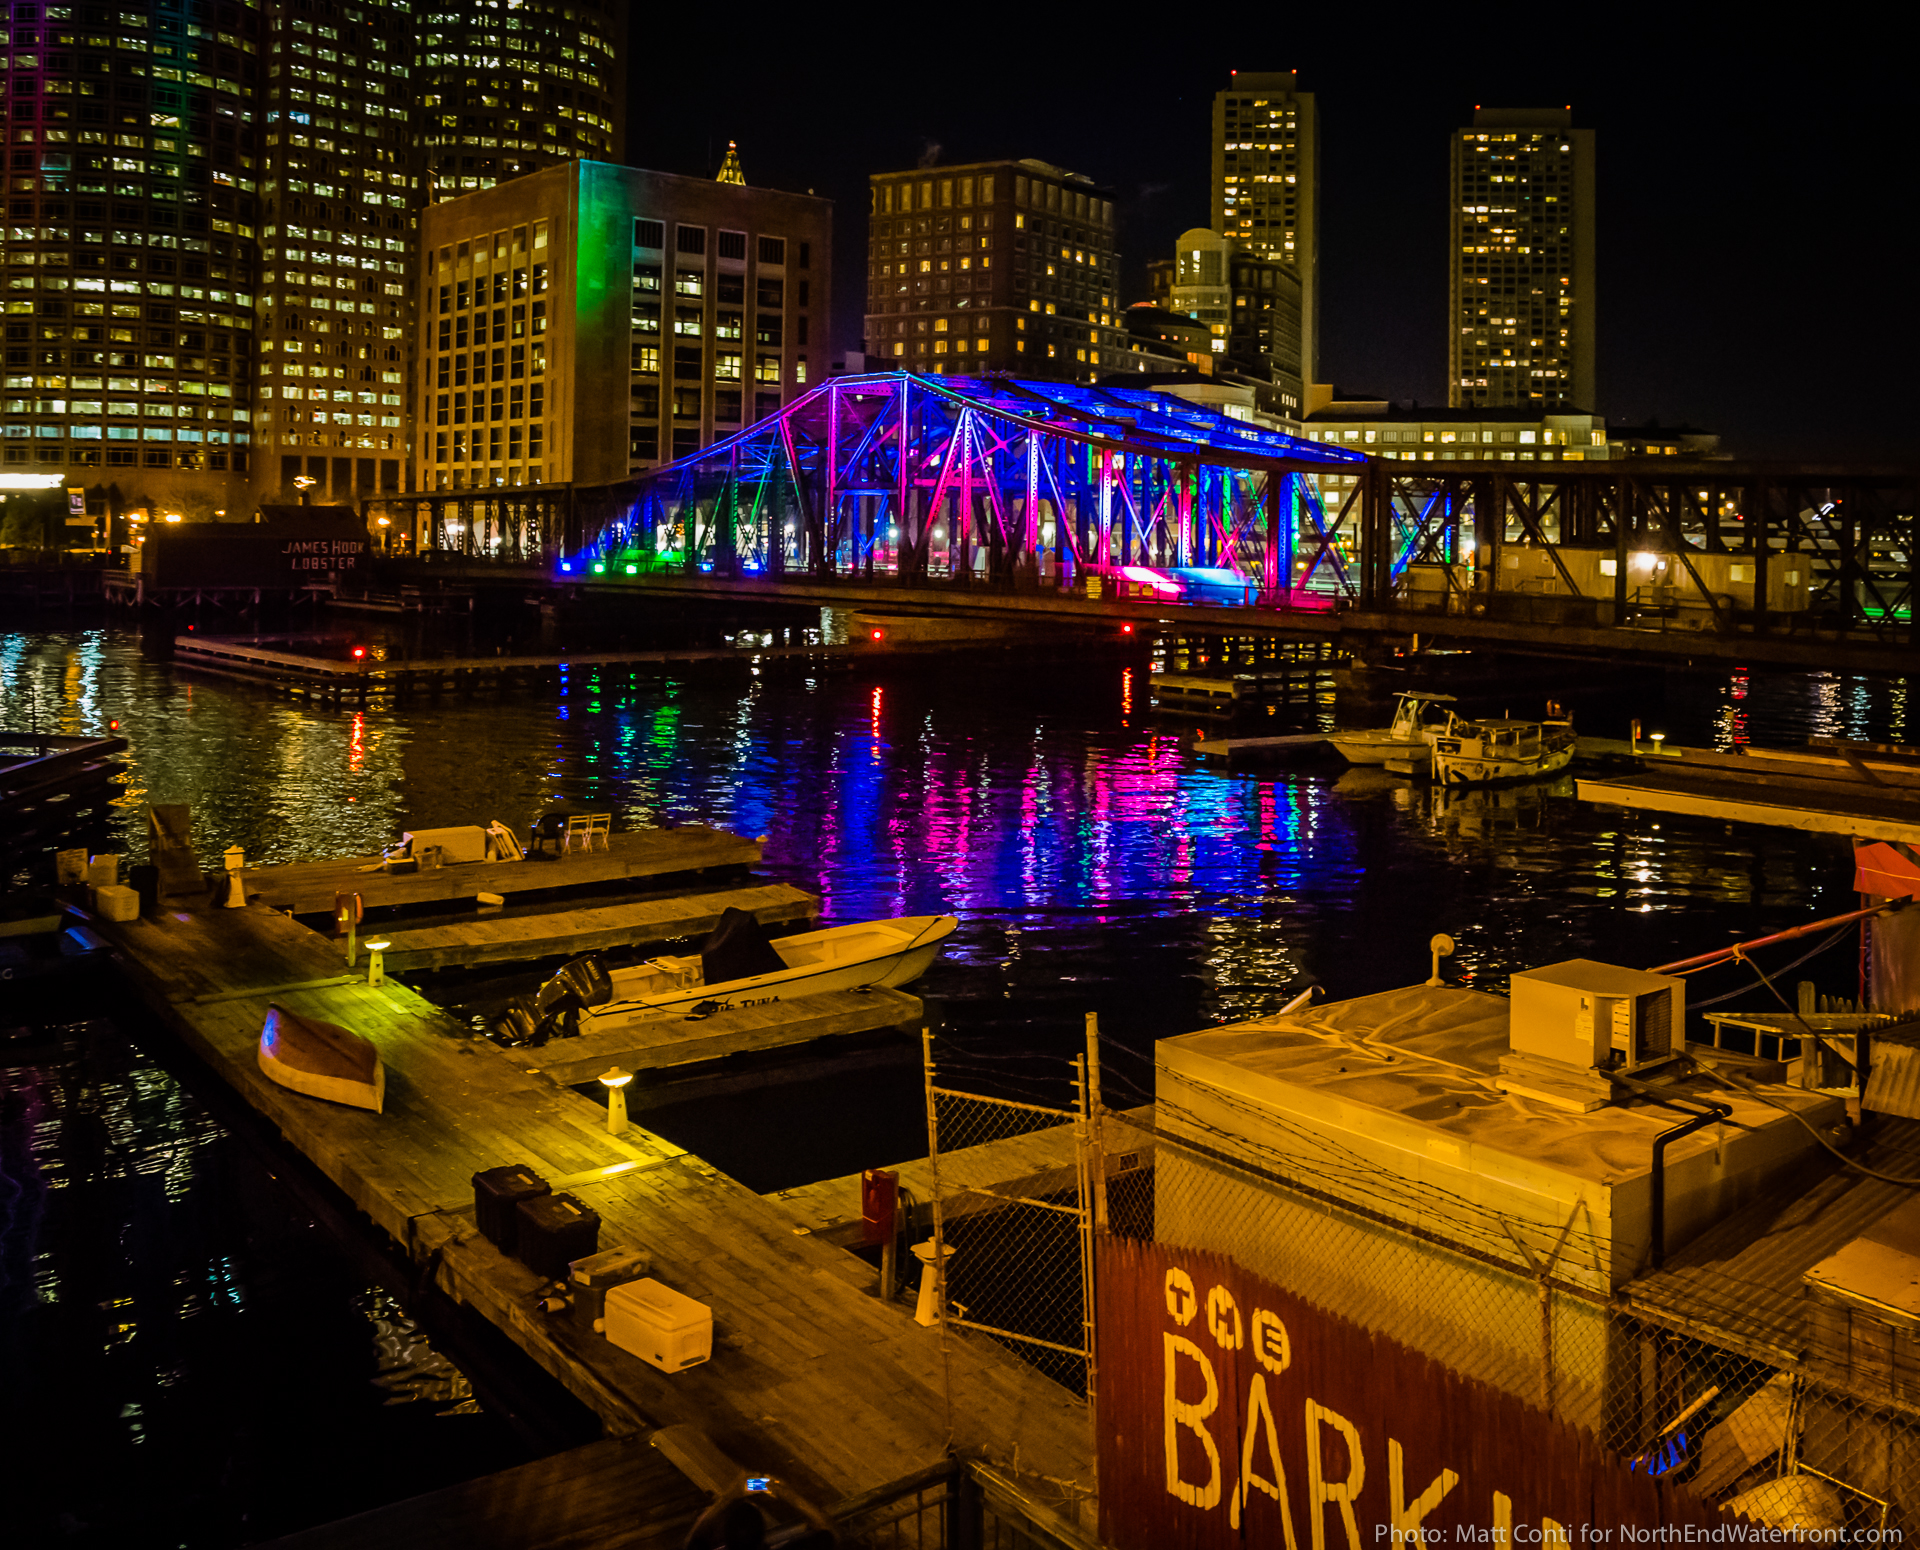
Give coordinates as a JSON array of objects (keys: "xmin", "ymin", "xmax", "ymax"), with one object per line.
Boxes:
[
  {"xmin": 365, "ymin": 940, "xmax": 391, "ymax": 988},
  {"xmin": 599, "ymin": 1067, "xmax": 633, "ymax": 1135}
]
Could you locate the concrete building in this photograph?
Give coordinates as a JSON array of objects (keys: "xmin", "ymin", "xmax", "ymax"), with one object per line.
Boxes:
[
  {"xmin": 1210, "ymin": 70, "xmax": 1317, "ymax": 382},
  {"xmin": 414, "ymin": 1, "xmax": 625, "ymax": 198},
  {"xmin": 1449, "ymin": 106, "xmax": 1596, "ymax": 412},
  {"xmin": 1167, "ymin": 227, "xmax": 1303, "ymax": 415},
  {"xmin": 412, "ymin": 161, "xmax": 830, "ymax": 491},
  {"xmin": 1, "ymin": 4, "xmax": 262, "ymax": 522},
  {"xmin": 866, "ymin": 158, "xmax": 1148, "ymax": 384}
]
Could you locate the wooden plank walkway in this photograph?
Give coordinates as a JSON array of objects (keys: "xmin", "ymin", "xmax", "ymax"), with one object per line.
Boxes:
[
  {"xmin": 376, "ymin": 883, "xmax": 818, "ymax": 972},
  {"xmin": 255, "ymin": 1436, "xmax": 706, "ymax": 1550},
  {"xmin": 1191, "ymin": 731, "xmax": 1327, "ymax": 759},
  {"xmin": 242, "ymin": 827, "xmax": 760, "ymax": 914},
  {"xmin": 531, "ymin": 987, "xmax": 924, "ymax": 1087},
  {"xmin": 766, "ymin": 1104, "xmax": 1155, "ymax": 1250},
  {"xmin": 94, "ymin": 899, "xmax": 1093, "ymax": 1517}
]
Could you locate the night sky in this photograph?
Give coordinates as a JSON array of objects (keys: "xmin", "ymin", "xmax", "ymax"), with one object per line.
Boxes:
[{"xmin": 626, "ymin": 17, "xmax": 1908, "ymax": 463}]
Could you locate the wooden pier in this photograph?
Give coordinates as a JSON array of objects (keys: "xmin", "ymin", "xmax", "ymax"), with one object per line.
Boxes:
[
  {"xmin": 90, "ymin": 894, "xmax": 1093, "ymax": 1520},
  {"xmin": 374, "ymin": 883, "xmax": 817, "ymax": 972},
  {"xmin": 1, "ymin": 731, "xmax": 128, "ymax": 883},
  {"xmin": 241, "ymin": 827, "xmax": 760, "ymax": 914}
]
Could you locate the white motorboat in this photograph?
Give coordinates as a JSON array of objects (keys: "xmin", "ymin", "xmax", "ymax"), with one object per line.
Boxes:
[
  {"xmin": 1429, "ymin": 712, "xmax": 1577, "ymax": 786},
  {"xmin": 500, "ymin": 909, "xmax": 960, "ymax": 1044},
  {"xmin": 1327, "ymin": 691, "xmax": 1456, "ymax": 768}
]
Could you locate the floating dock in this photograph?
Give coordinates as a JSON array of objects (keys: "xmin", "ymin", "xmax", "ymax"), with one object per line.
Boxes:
[
  {"xmin": 89, "ymin": 894, "xmax": 1092, "ymax": 1518},
  {"xmin": 241, "ymin": 827, "xmax": 760, "ymax": 914},
  {"xmin": 1191, "ymin": 731, "xmax": 1328, "ymax": 760},
  {"xmin": 374, "ymin": 883, "xmax": 818, "ymax": 972},
  {"xmin": 526, "ymin": 985, "xmax": 925, "ymax": 1087},
  {"xmin": 1578, "ymin": 740, "xmax": 1920, "ymax": 842}
]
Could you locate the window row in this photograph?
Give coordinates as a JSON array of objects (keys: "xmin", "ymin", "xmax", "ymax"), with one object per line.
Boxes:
[
  {"xmin": 438, "ymin": 266, "xmax": 547, "ymax": 310},
  {"xmin": 628, "ymin": 345, "xmax": 790, "ymax": 384},
  {"xmin": 635, "ymin": 220, "xmax": 805, "ymax": 269},
  {"xmin": 432, "ymin": 424, "xmax": 544, "ymax": 462},
  {"xmin": 437, "ymin": 301, "xmax": 545, "ymax": 347},
  {"xmin": 633, "ymin": 266, "xmax": 799, "ymax": 308},
  {"xmin": 434, "ymin": 220, "xmax": 549, "ymax": 271},
  {"xmin": 433, "ymin": 343, "xmax": 546, "ymax": 387},
  {"xmin": 631, "ymin": 308, "xmax": 801, "ymax": 346},
  {"xmin": 434, "ymin": 383, "xmax": 545, "ymax": 424}
]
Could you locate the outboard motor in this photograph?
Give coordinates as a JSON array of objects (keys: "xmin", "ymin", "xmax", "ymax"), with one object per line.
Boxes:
[
  {"xmin": 503, "ymin": 952, "xmax": 614, "ymax": 1042},
  {"xmin": 491, "ymin": 997, "xmax": 543, "ymax": 1047}
]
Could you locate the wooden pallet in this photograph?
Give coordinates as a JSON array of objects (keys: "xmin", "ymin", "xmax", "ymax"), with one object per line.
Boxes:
[{"xmin": 376, "ymin": 883, "xmax": 818, "ymax": 972}]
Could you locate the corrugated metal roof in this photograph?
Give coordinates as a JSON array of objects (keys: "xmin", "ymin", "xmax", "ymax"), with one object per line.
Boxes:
[{"xmin": 1621, "ymin": 1117, "xmax": 1920, "ymax": 1361}]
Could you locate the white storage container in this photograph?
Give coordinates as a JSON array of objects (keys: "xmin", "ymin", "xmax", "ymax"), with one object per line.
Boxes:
[
  {"xmin": 93, "ymin": 884, "xmax": 140, "ymax": 922},
  {"xmin": 604, "ymin": 1278, "xmax": 712, "ymax": 1372}
]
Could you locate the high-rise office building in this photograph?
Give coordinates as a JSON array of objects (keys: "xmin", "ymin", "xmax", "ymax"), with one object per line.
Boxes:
[
  {"xmin": 415, "ymin": 2, "xmax": 624, "ymax": 198},
  {"xmin": 254, "ymin": 2, "xmax": 417, "ymax": 505},
  {"xmin": 866, "ymin": 158, "xmax": 1142, "ymax": 383},
  {"xmin": 1167, "ymin": 227, "xmax": 1303, "ymax": 415},
  {"xmin": 412, "ymin": 161, "xmax": 830, "ymax": 495},
  {"xmin": 0, "ymin": 2, "xmax": 261, "ymax": 519},
  {"xmin": 1210, "ymin": 70, "xmax": 1317, "ymax": 382},
  {"xmin": 1448, "ymin": 107, "xmax": 1595, "ymax": 412}
]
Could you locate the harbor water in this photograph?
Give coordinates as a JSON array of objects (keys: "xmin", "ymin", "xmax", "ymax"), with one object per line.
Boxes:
[{"xmin": 0, "ymin": 619, "xmax": 1906, "ymax": 1545}]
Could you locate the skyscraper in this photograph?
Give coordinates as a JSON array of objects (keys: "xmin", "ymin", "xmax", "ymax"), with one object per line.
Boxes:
[
  {"xmin": 1210, "ymin": 70, "xmax": 1317, "ymax": 383},
  {"xmin": 415, "ymin": 2, "xmax": 625, "ymax": 198},
  {"xmin": 1167, "ymin": 228, "xmax": 1304, "ymax": 415},
  {"xmin": 1, "ymin": 2, "xmax": 262, "ymax": 518},
  {"xmin": 253, "ymin": 2, "xmax": 418, "ymax": 505},
  {"xmin": 1448, "ymin": 107, "xmax": 1595, "ymax": 412}
]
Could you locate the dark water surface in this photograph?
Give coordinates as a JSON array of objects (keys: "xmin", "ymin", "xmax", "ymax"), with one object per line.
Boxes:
[{"xmin": 1, "ymin": 621, "xmax": 1911, "ymax": 1544}]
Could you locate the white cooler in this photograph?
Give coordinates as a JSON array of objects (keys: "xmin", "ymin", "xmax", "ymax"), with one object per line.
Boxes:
[{"xmin": 604, "ymin": 1278, "xmax": 712, "ymax": 1372}]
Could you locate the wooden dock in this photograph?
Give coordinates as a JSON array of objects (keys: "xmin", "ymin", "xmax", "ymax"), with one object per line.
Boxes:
[
  {"xmin": 92, "ymin": 898, "xmax": 1093, "ymax": 1517},
  {"xmin": 1577, "ymin": 740, "xmax": 1920, "ymax": 843},
  {"xmin": 766, "ymin": 1103, "xmax": 1155, "ymax": 1250},
  {"xmin": 375, "ymin": 883, "xmax": 817, "ymax": 972},
  {"xmin": 242, "ymin": 827, "xmax": 760, "ymax": 914},
  {"xmin": 1, "ymin": 730, "xmax": 128, "ymax": 881},
  {"xmin": 529, "ymin": 986, "xmax": 924, "ymax": 1087},
  {"xmin": 1191, "ymin": 731, "xmax": 1327, "ymax": 760},
  {"xmin": 256, "ymin": 1436, "xmax": 706, "ymax": 1550}
]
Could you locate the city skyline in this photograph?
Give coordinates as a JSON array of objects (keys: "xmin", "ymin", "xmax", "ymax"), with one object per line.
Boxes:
[{"xmin": 620, "ymin": 17, "xmax": 1906, "ymax": 462}]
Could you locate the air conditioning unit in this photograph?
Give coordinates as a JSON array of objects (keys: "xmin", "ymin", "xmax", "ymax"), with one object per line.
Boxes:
[
  {"xmin": 1511, "ymin": 959, "xmax": 1684, "ymax": 1073},
  {"xmin": 1499, "ymin": 959, "xmax": 1685, "ymax": 1111}
]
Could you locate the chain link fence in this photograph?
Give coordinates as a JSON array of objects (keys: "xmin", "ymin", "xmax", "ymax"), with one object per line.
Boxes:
[{"xmin": 921, "ymin": 1029, "xmax": 1920, "ymax": 1541}]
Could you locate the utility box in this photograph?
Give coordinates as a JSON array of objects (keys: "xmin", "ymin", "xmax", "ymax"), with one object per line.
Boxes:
[
  {"xmin": 1510, "ymin": 959, "xmax": 1683, "ymax": 1075},
  {"xmin": 605, "ymin": 1278, "xmax": 713, "ymax": 1372}
]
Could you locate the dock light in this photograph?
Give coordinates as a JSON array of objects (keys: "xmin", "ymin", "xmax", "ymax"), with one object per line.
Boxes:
[
  {"xmin": 559, "ymin": 561, "xmax": 573, "ymax": 573},
  {"xmin": 591, "ymin": 562, "xmax": 606, "ymax": 575},
  {"xmin": 599, "ymin": 1066, "xmax": 634, "ymax": 1135},
  {"xmin": 1650, "ymin": 732, "xmax": 1667, "ymax": 755},
  {"xmin": 351, "ymin": 646, "xmax": 366, "ymax": 660},
  {"xmin": 624, "ymin": 563, "xmax": 638, "ymax": 575},
  {"xmin": 1426, "ymin": 933, "xmax": 1455, "ymax": 987},
  {"xmin": 1121, "ymin": 623, "xmax": 1134, "ymax": 635},
  {"xmin": 365, "ymin": 940, "xmax": 391, "ymax": 987},
  {"xmin": 870, "ymin": 628, "xmax": 885, "ymax": 642},
  {"xmin": 163, "ymin": 512, "xmax": 184, "ymax": 524}
]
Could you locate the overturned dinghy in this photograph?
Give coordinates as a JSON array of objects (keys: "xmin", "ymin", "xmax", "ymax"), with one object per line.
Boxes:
[{"xmin": 258, "ymin": 1003, "xmax": 386, "ymax": 1112}]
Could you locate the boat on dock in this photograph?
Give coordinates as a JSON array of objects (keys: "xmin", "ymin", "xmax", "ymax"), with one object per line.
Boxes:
[
  {"xmin": 258, "ymin": 1003, "xmax": 386, "ymax": 1111},
  {"xmin": 508, "ymin": 910, "xmax": 958, "ymax": 1042},
  {"xmin": 1430, "ymin": 711, "xmax": 1577, "ymax": 786},
  {"xmin": 1327, "ymin": 691, "xmax": 1456, "ymax": 769}
]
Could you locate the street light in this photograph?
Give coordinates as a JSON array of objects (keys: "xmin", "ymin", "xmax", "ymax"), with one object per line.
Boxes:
[
  {"xmin": 599, "ymin": 1067, "xmax": 633, "ymax": 1134},
  {"xmin": 293, "ymin": 474, "xmax": 317, "ymax": 506}
]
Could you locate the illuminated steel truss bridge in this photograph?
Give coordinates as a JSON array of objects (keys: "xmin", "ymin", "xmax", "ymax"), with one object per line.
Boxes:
[{"xmin": 573, "ymin": 373, "xmax": 1371, "ymax": 601}]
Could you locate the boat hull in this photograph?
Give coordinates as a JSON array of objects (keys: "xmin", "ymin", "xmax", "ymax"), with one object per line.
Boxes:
[
  {"xmin": 1433, "ymin": 740, "xmax": 1575, "ymax": 787},
  {"xmin": 584, "ymin": 915, "xmax": 957, "ymax": 1034},
  {"xmin": 1328, "ymin": 732, "xmax": 1430, "ymax": 767},
  {"xmin": 258, "ymin": 1003, "xmax": 385, "ymax": 1112}
]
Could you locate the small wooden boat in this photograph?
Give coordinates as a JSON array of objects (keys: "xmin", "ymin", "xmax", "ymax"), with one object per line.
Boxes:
[
  {"xmin": 1327, "ymin": 691, "xmax": 1456, "ymax": 768},
  {"xmin": 1429, "ymin": 712, "xmax": 1577, "ymax": 786},
  {"xmin": 577, "ymin": 912, "xmax": 959, "ymax": 1034},
  {"xmin": 258, "ymin": 1003, "xmax": 385, "ymax": 1112}
]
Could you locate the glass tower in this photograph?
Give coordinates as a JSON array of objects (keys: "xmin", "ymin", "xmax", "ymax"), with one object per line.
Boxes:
[
  {"xmin": 414, "ymin": 1, "xmax": 623, "ymax": 199},
  {"xmin": 1, "ymin": 0, "xmax": 261, "ymax": 520}
]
